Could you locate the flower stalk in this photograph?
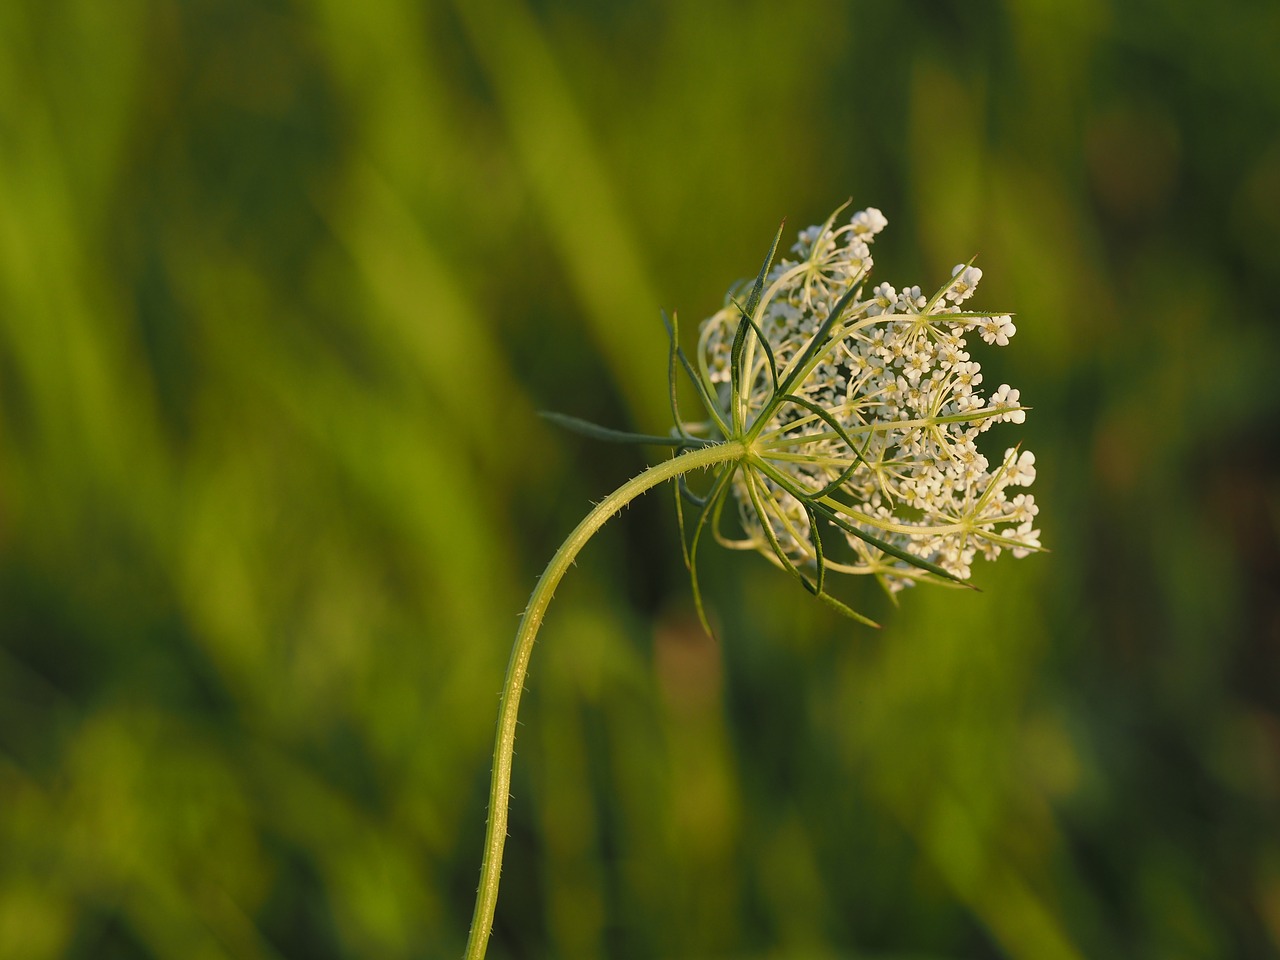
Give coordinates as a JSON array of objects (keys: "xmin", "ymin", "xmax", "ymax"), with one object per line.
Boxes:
[{"xmin": 463, "ymin": 440, "xmax": 747, "ymax": 960}]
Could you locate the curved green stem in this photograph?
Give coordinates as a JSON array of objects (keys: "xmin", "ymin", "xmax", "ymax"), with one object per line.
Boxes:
[{"xmin": 463, "ymin": 439, "xmax": 747, "ymax": 960}]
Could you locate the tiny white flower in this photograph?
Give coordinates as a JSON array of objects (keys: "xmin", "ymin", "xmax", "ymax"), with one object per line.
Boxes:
[
  {"xmin": 867, "ymin": 282, "xmax": 897, "ymax": 316},
  {"xmin": 978, "ymin": 314, "xmax": 1016, "ymax": 346},
  {"xmin": 850, "ymin": 207, "xmax": 888, "ymax": 239},
  {"xmin": 1009, "ymin": 520, "xmax": 1041, "ymax": 559},
  {"xmin": 1008, "ymin": 493, "xmax": 1038, "ymax": 521},
  {"xmin": 952, "ymin": 360, "xmax": 983, "ymax": 396},
  {"xmin": 902, "ymin": 341, "xmax": 934, "ymax": 384},
  {"xmin": 764, "ymin": 300, "xmax": 804, "ymax": 339},
  {"xmin": 936, "ymin": 337, "xmax": 968, "ymax": 371},
  {"xmin": 896, "ymin": 285, "xmax": 927, "ymax": 312},
  {"xmin": 792, "ymin": 224, "xmax": 824, "ymax": 257},
  {"xmin": 846, "ymin": 239, "xmax": 872, "ymax": 270},
  {"xmin": 946, "ymin": 264, "xmax": 983, "ymax": 302},
  {"xmin": 1006, "ymin": 449, "xmax": 1036, "ymax": 486},
  {"xmin": 988, "ymin": 384, "xmax": 1026, "ymax": 423}
]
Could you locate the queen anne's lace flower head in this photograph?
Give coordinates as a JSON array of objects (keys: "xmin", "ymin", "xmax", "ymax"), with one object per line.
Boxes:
[{"xmin": 693, "ymin": 202, "xmax": 1040, "ymax": 598}]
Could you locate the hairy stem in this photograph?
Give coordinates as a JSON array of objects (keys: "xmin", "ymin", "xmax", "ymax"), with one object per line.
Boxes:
[{"xmin": 463, "ymin": 439, "xmax": 747, "ymax": 960}]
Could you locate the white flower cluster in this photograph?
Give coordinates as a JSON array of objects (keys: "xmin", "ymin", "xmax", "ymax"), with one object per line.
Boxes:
[{"xmin": 697, "ymin": 204, "xmax": 1040, "ymax": 592}]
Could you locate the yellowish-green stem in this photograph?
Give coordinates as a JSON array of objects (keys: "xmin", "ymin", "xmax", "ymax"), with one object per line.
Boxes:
[{"xmin": 463, "ymin": 440, "xmax": 747, "ymax": 960}]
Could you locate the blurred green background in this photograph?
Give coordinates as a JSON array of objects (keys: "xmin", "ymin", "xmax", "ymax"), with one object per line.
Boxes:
[{"xmin": 2, "ymin": 0, "xmax": 1279, "ymax": 957}]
